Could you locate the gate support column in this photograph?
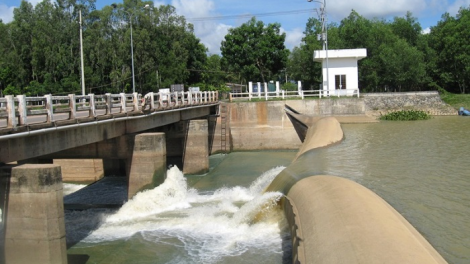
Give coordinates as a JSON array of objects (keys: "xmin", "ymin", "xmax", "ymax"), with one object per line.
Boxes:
[
  {"xmin": 2, "ymin": 164, "xmax": 67, "ymax": 264},
  {"xmin": 183, "ymin": 120, "xmax": 209, "ymax": 174},
  {"xmin": 128, "ymin": 133, "xmax": 166, "ymax": 199}
]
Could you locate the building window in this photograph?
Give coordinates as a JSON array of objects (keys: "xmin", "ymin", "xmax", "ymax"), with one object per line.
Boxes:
[{"xmin": 335, "ymin": 75, "xmax": 346, "ymax": 89}]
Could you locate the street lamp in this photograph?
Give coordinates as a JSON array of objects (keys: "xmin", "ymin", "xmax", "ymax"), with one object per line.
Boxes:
[
  {"xmin": 79, "ymin": 9, "xmax": 85, "ymax": 96},
  {"xmin": 308, "ymin": 0, "xmax": 329, "ymax": 94},
  {"xmin": 113, "ymin": 4, "xmax": 136, "ymax": 93}
]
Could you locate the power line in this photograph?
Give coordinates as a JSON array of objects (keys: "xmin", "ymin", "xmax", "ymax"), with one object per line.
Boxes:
[{"xmin": 187, "ymin": 9, "xmax": 313, "ymax": 22}]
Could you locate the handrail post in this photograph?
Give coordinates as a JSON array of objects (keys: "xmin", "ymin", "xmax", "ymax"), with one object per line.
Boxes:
[
  {"xmin": 158, "ymin": 92, "xmax": 163, "ymax": 109},
  {"xmin": 88, "ymin": 94, "xmax": 96, "ymax": 117},
  {"xmin": 6, "ymin": 95, "xmax": 17, "ymax": 128},
  {"xmin": 149, "ymin": 92, "xmax": 155, "ymax": 110},
  {"xmin": 45, "ymin": 94, "xmax": 54, "ymax": 123},
  {"xmin": 188, "ymin": 91, "xmax": 193, "ymax": 105},
  {"xmin": 69, "ymin": 94, "xmax": 76, "ymax": 119},
  {"xmin": 17, "ymin": 95, "xmax": 27, "ymax": 126},
  {"xmin": 120, "ymin": 93, "xmax": 127, "ymax": 113},
  {"xmin": 132, "ymin": 92, "xmax": 139, "ymax": 111},
  {"xmin": 105, "ymin": 93, "xmax": 112, "ymax": 115}
]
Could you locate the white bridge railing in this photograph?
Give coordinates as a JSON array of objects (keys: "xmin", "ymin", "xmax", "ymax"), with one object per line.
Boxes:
[
  {"xmin": 229, "ymin": 89, "xmax": 360, "ymax": 102},
  {"xmin": 0, "ymin": 91, "xmax": 218, "ymax": 129}
]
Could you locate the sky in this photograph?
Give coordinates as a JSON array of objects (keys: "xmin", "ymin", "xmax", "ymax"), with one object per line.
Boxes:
[{"xmin": 1, "ymin": 0, "xmax": 470, "ymax": 54}]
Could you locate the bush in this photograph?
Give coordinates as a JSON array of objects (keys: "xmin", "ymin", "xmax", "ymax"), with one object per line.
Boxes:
[
  {"xmin": 379, "ymin": 110, "xmax": 431, "ymax": 121},
  {"xmin": 281, "ymin": 82, "xmax": 298, "ymax": 91}
]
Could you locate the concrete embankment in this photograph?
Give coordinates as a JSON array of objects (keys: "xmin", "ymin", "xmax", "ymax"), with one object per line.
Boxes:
[
  {"xmin": 212, "ymin": 92, "xmax": 454, "ymax": 153},
  {"xmin": 265, "ymin": 111, "xmax": 448, "ymax": 264}
]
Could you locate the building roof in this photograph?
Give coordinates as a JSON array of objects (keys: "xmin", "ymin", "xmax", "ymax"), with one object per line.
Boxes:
[{"xmin": 313, "ymin": 48, "xmax": 367, "ymax": 62}]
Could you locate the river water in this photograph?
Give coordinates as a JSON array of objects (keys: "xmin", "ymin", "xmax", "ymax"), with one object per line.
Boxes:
[{"xmin": 65, "ymin": 116, "xmax": 470, "ymax": 264}]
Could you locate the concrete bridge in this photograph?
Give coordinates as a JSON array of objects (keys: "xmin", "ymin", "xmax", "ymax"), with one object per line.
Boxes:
[{"xmin": 0, "ymin": 91, "xmax": 219, "ymax": 263}]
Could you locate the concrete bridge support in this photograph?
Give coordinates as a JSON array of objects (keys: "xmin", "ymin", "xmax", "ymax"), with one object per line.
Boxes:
[
  {"xmin": 0, "ymin": 164, "xmax": 67, "ymax": 264},
  {"xmin": 183, "ymin": 120, "xmax": 209, "ymax": 174},
  {"xmin": 127, "ymin": 133, "xmax": 167, "ymax": 198}
]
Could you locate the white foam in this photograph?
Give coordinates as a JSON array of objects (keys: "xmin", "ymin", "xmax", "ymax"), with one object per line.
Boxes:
[
  {"xmin": 105, "ymin": 166, "xmax": 193, "ymax": 223},
  {"xmin": 63, "ymin": 183, "xmax": 87, "ymax": 196},
  {"xmin": 78, "ymin": 165, "xmax": 287, "ymax": 262},
  {"xmin": 249, "ymin": 166, "xmax": 285, "ymax": 194}
]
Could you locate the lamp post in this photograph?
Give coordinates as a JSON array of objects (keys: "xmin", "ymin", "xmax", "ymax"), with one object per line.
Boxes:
[
  {"xmin": 126, "ymin": 10, "xmax": 136, "ymax": 94},
  {"xmin": 79, "ymin": 9, "xmax": 85, "ymax": 96},
  {"xmin": 113, "ymin": 4, "xmax": 135, "ymax": 93},
  {"xmin": 308, "ymin": 0, "xmax": 329, "ymax": 94}
]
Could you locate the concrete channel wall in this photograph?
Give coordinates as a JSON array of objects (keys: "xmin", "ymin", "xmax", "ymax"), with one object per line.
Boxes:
[{"xmin": 213, "ymin": 92, "xmax": 455, "ymax": 152}]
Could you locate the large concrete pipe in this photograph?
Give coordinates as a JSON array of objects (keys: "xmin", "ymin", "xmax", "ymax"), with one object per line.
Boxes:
[
  {"xmin": 267, "ymin": 106, "xmax": 447, "ymax": 264},
  {"xmin": 285, "ymin": 175, "xmax": 447, "ymax": 264}
]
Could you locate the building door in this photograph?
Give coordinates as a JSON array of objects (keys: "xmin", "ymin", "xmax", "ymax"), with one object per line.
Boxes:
[{"xmin": 335, "ymin": 75, "xmax": 347, "ymax": 89}]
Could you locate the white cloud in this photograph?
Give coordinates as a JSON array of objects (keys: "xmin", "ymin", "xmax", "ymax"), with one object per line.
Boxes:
[
  {"xmin": 0, "ymin": 4, "xmax": 15, "ymax": 23},
  {"xmin": 327, "ymin": 0, "xmax": 427, "ymax": 20},
  {"xmin": 447, "ymin": 0, "xmax": 470, "ymax": 15},
  {"xmin": 422, "ymin": 27, "xmax": 431, "ymax": 34},
  {"xmin": 0, "ymin": 0, "xmax": 43, "ymax": 23},
  {"xmin": 282, "ymin": 27, "xmax": 304, "ymax": 50},
  {"xmin": 169, "ymin": 0, "xmax": 230, "ymax": 54}
]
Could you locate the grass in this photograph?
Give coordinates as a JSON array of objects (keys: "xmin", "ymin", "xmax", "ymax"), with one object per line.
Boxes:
[{"xmin": 439, "ymin": 90, "xmax": 470, "ymax": 110}]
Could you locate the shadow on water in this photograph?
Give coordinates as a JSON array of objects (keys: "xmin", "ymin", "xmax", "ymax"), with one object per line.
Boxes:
[
  {"xmin": 67, "ymin": 254, "xmax": 90, "ymax": 264},
  {"xmin": 64, "ymin": 177, "xmax": 126, "ymax": 248}
]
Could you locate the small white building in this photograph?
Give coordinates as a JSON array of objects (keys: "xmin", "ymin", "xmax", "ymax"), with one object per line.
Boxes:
[{"xmin": 313, "ymin": 48, "xmax": 367, "ymax": 96}]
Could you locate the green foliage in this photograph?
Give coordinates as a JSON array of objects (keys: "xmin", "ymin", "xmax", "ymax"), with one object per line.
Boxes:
[
  {"xmin": 427, "ymin": 7, "xmax": 470, "ymax": 94},
  {"xmin": 0, "ymin": 0, "xmax": 210, "ymax": 96},
  {"xmin": 3, "ymin": 85, "xmax": 21, "ymax": 96},
  {"xmin": 379, "ymin": 110, "xmax": 431, "ymax": 121},
  {"xmin": 221, "ymin": 17, "xmax": 289, "ymax": 84},
  {"xmin": 281, "ymin": 82, "xmax": 297, "ymax": 91},
  {"xmin": 290, "ymin": 9, "xmax": 470, "ymax": 93}
]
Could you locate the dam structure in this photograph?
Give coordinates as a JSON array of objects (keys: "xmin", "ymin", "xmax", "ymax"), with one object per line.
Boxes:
[{"xmin": 0, "ymin": 91, "xmax": 455, "ymax": 263}]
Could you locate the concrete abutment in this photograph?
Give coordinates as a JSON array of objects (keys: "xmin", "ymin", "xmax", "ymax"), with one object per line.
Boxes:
[
  {"xmin": 183, "ymin": 120, "xmax": 209, "ymax": 174},
  {"xmin": 0, "ymin": 164, "xmax": 67, "ymax": 264},
  {"xmin": 127, "ymin": 133, "xmax": 167, "ymax": 199}
]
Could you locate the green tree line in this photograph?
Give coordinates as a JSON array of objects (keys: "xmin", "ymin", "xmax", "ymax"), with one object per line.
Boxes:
[
  {"xmin": 0, "ymin": 0, "xmax": 226, "ymax": 96},
  {"xmin": 288, "ymin": 8, "xmax": 470, "ymax": 94},
  {"xmin": 1, "ymin": 0, "xmax": 470, "ymax": 96}
]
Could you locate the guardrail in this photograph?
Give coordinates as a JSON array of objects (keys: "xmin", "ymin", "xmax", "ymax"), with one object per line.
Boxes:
[
  {"xmin": 0, "ymin": 91, "xmax": 218, "ymax": 129},
  {"xmin": 229, "ymin": 89, "xmax": 360, "ymax": 102}
]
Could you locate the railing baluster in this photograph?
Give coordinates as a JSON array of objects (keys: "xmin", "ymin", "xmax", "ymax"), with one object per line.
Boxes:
[
  {"xmin": 69, "ymin": 94, "xmax": 76, "ymax": 120},
  {"xmin": 17, "ymin": 95, "xmax": 27, "ymax": 126},
  {"xmin": 6, "ymin": 95, "xmax": 17, "ymax": 128},
  {"xmin": 133, "ymin": 92, "xmax": 139, "ymax": 111},
  {"xmin": 45, "ymin": 94, "xmax": 54, "ymax": 123},
  {"xmin": 120, "ymin": 93, "xmax": 127, "ymax": 113},
  {"xmin": 105, "ymin": 93, "xmax": 112, "ymax": 115},
  {"xmin": 88, "ymin": 94, "xmax": 96, "ymax": 117}
]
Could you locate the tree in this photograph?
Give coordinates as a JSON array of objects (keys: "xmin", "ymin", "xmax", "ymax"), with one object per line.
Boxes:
[
  {"xmin": 428, "ymin": 8, "xmax": 470, "ymax": 93},
  {"xmin": 220, "ymin": 17, "xmax": 289, "ymax": 83}
]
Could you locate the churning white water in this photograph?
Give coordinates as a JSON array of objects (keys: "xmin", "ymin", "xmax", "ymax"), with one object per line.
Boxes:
[{"xmin": 66, "ymin": 166, "xmax": 289, "ymax": 263}]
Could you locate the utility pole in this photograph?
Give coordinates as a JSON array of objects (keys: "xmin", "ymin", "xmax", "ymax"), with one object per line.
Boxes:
[
  {"xmin": 308, "ymin": 0, "xmax": 329, "ymax": 94},
  {"xmin": 79, "ymin": 9, "xmax": 85, "ymax": 96}
]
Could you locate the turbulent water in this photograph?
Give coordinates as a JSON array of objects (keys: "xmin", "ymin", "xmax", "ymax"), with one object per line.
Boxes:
[{"xmin": 66, "ymin": 166, "xmax": 291, "ymax": 264}]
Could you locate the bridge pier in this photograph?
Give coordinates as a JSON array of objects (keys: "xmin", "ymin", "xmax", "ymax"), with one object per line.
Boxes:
[
  {"xmin": 183, "ymin": 120, "xmax": 209, "ymax": 174},
  {"xmin": 0, "ymin": 164, "xmax": 67, "ymax": 264},
  {"xmin": 127, "ymin": 133, "xmax": 167, "ymax": 199}
]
